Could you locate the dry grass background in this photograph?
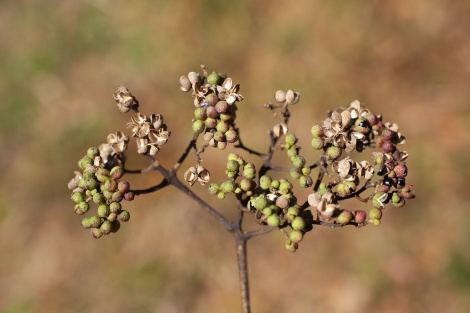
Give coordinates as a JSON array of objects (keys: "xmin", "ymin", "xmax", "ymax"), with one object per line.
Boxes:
[{"xmin": 1, "ymin": 0, "xmax": 470, "ymax": 312}]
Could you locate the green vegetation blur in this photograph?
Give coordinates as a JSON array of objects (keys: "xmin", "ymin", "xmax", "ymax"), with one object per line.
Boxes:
[{"xmin": 1, "ymin": 1, "xmax": 469, "ymax": 312}]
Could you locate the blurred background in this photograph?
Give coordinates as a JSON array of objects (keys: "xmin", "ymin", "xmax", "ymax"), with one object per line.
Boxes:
[{"xmin": 1, "ymin": 0, "xmax": 469, "ymax": 312}]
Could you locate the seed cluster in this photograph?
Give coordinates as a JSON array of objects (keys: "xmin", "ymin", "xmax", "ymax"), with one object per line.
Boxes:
[
  {"xmin": 308, "ymin": 100, "xmax": 415, "ymax": 226},
  {"xmin": 68, "ymin": 147, "xmax": 134, "ymax": 238},
  {"xmin": 180, "ymin": 71, "xmax": 243, "ymax": 150},
  {"xmin": 207, "ymin": 153, "xmax": 312, "ymax": 252}
]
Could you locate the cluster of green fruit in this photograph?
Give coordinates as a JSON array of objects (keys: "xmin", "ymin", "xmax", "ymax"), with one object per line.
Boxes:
[
  {"xmin": 208, "ymin": 153, "xmax": 313, "ymax": 252},
  {"xmin": 180, "ymin": 71, "xmax": 243, "ymax": 150},
  {"xmin": 69, "ymin": 147, "xmax": 133, "ymax": 238}
]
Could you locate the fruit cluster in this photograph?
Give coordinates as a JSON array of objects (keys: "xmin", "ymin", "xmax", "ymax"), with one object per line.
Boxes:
[
  {"xmin": 68, "ymin": 147, "xmax": 134, "ymax": 238},
  {"xmin": 180, "ymin": 71, "xmax": 243, "ymax": 150},
  {"xmin": 208, "ymin": 153, "xmax": 313, "ymax": 252},
  {"xmin": 307, "ymin": 100, "xmax": 415, "ymax": 226}
]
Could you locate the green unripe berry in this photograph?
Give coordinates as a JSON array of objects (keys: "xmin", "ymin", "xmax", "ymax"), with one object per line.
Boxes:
[
  {"xmin": 81, "ymin": 217, "xmax": 92, "ymax": 229},
  {"xmin": 271, "ymin": 180, "xmax": 280, "ymax": 189},
  {"xmin": 78, "ymin": 156, "xmax": 93, "ymax": 170},
  {"xmin": 279, "ymin": 180, "xmax": 293, "ymax": 194},
  {"xmin": 220, "ymin": 181, "xmax": 236, "ymax": 193},
  {"xmin": 299, "ymin": 175, "xmax": 313, "ymax": 188},
  {"xmin": 292, "ymin": 156, "xmax": 306, "ymax": 169},
  {"xmin": 373, "ymin": 219, "xmax": 381, "ymax": 226},
  {"xmin": 344, "ymin": 181, "xmax": 357, "ymax": 193},
  {"xmin": 109, "ymin": 202, "xmax": 122, "ymax": 214},
  {"xmin": 290, "ymin": 168, "xmax": 302, "ymax": 180},
  {"xmin": 97, "ymin": 203, "xmax": 110, "ymax": 217},
  {"xmin": 103, "ymin": 190, "xmax": 113, "ymax": 200},
  {"xmin": 289, "ymin": 230, "xmax": 304, "ymax": 243},
  {"xmin": 243, "ymin": 164, "xmax": 256, "ymax": 179},
  {"xmin": 194, "ymin": 107, "xmax": 207, "ymax": 120},
  {"xmin": 228, "ymin": 152, "xmax": 243, "ymax": 163},
  {"xmin": 287, "ymin": 206, "xmax": 301, "ymax": 221},
  {"xmin": 318, "ymin": 184, "xmax": 330, "ymax": 196},
  {"xmin": 213, "ymin": 131, "xmax": 225, "ymax": 142},
  {"xmin": 217, "ymin": 191, "xmax": 226, "ymax": 200},
  {"xmin": 285, "ymin": 134, "xmax": 297, "ymax": 148},
  {"xmin": 207, "ymin": 72, "xmax": 223, "ymax": 85},
  {"xmin": 311, "ymin": 124, "xmax": 324, "ymax": 137},
  {"xmin": 291, "ymin": 216, "xmax": 306, "ymax": 231},
  {"xmin": 100, "ymin": 220, "xmax": 112, "ymax": 235},
  {"xmin": 240, "ymin": 178, "xmax": 254, "ymax": 192},
  {"xmin": 84, "ymin": 178, "xmax": 98, "ymax": 191},
  {"xmin": 217, "ymin": 141, "xmax": 227, "ymax": 150},
  {"xmin": 71, "ymin": 191, "xmax": 85, "ymax": 204},
  {"xmin": 287, "ymin": 146, "xmax": 298, "ymax": 158},
  {"xmin": 391, "ymin": 193, "xmax": 401, "ymax": 204},
  {"xmin": 216, "ymin": 121, "xmax": 229, "ymax": 133},
  {"xmin": 92, "ymin": 192, "xmax": 106, "ymax": 204},
  {"xmin": 326, "ymin": 146, "xmax": 342, "ymax": 161},
  {"xmin": 225, "ymin": 129, "xmax": 238, "ymax": 143},
  {"xmin": 117, "ymin": 210, "xmax": 130, "ymax": 222},
  {"xmin": 337, "ymin": 210, "xmax": 354, "ymax": 224},
  {"xmin": 89, "ymin": 216, "xmax": 101, "ymax": 228},
  {"xmin": 110, "ymin": 166, "xmax": 124, "ymax": 179},
  {"xmin": 285, "ymin": 240, "xmax": 298, "ymax": 252},
  {"xmin": 87, "ymin": 147, "xmax": 100, "ymax": 159},
  {"xmin": 104, "ymin": 179, "xmax": 118, "ymax": 193},
  {"xmin": 262, "ymin": 207, "xmax": 273, "ymax": 217},
  {"xmin": 82, "ymin": 170, "xmax": 95, "ymax": 180},
  {"xmin": 192, "ymin": 120, "xmax": 205, "ymax": 133},
  {"xmin": 226, "ymin": 160, "xmax": 240, "ymax": 172},
  {"xmin": 369, "ymin": 207, "xmax": 383, "ymax": 220},
  {"xmin": 95, "ymin": 168, "xmax": 110, "ymax": 182},
  {"xmin": 208, "ymin": 183, "xmax": 220, "ymax": 195},
  {"xmin": 75, "ymin": 201, "xmax": 89, "ymax": 215},
  {"xmin": 107, "ymin": 212, "xmax": 117, "ymax": 222},
  {"xmin": 253, "ymin": 196, "xmax": 268, "ymax": 210},
  {"xmin": 267, "ymin": 214, "xmax": 281, "ymax": 227},
  {"xmin": 311, "ymin": 137, "xmax": 324, "ymax": 150},
  {"xmin": 259, "ymin": 175, "xmax": 272, "ymax": 190},
  {"xmin": 91, "ymin": 228, "xmax": 103, "ymax": 239},
  {"xmin": 220, "ymin": 113, "xmax": 233, "ymax": 122},
  {"xmin": 336, "ymin": 183, "xmax": 347, "ymax": 197},
  {"xmin": 302, "ymin": 167, "xmax": 311, "ymax": 176}
]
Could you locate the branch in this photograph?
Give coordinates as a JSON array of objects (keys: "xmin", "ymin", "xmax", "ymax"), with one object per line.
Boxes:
[
  {"xmin": 235, "ymin": 236, "xmax": 250, "ymax": 313},
  {"xmin": 314, "ymin": 220, "xmax": 360, "ymax": 228},
  {"xmin": 234, "ymin": 126, "xmax": 263, "ymax": 156},
  {"xmin": 154, "ymin": 164, "xmax": 236, "ymax": 233},
  {"xmin": 244, "ymin": 226, "xmax": 277, "ymax": 240},
  {"xmin": 132, "ymin": 179, "xmax": 169, "ymax": 195},
  {"xmin": 172, "ymin": 133, "xmax": 198, "ymax": 172}
]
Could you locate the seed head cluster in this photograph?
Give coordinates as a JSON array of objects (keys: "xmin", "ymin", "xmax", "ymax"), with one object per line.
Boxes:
[
  {"xmin": 68, "ymin": 146, "xmax": 134, "ymax": 238},
  {"xmin": 180, "ymin": 70, "xmax": 243, "ymax": 150}
]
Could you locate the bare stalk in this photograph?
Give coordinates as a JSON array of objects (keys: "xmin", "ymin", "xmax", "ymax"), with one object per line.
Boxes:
[{"xmin": 235, "ymin": 233, "xmax": 250, "ymax": 313}]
